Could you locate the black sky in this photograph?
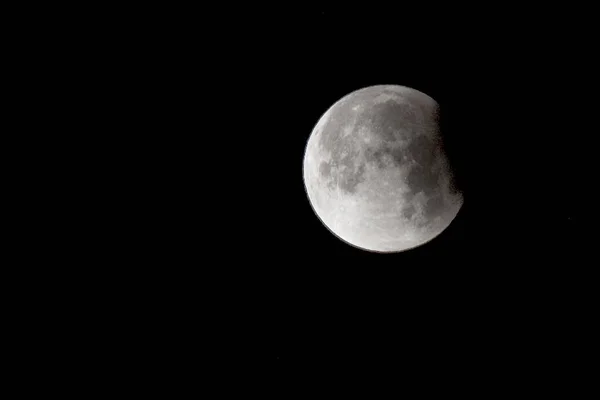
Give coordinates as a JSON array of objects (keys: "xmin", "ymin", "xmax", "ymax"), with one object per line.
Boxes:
[{"xmin": 98, "ymin": 6, "xmax": 597, "ymax": 388}]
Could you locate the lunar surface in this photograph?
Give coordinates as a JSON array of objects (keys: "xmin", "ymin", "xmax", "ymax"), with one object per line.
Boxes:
[{"xmin": 303, "ymin": 85, "xmax": 463, "ymax": 253}]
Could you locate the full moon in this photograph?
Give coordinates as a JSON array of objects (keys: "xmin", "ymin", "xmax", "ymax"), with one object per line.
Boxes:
[{"xmin": 303, "ymin": 85, "xmax": 463, "ymax": 253}]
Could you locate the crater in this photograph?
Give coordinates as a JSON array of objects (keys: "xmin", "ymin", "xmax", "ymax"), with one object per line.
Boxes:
[
  {"xmin": 363, "ymin": 147, "xmax": 386, "ymax": 169},
  {"xmin": 319, "ymin": 161, "xmax": 331, "ymax": 178},
  {"xmin": 338, "ymin": 162, "xmax": 366, "ymax": 194},
  {"xmin": 402, "ymin": 203, "xmax": 416, "ymax": 219}
]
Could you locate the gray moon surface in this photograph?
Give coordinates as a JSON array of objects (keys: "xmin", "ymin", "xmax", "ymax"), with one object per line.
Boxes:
[{"xmin": 303, "ymin": 85, "xmax": 463, "ymax": 253}]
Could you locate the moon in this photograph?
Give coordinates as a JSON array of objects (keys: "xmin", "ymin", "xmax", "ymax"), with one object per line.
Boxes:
[{"xmin": 302, "ymin": 84, "xmax": 463, "ymax": 253}]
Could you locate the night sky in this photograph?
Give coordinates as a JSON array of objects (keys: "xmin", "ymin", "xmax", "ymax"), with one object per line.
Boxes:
[{"xmin": 97, "ymin": 6, "xmax": 596, "ymax": 390}]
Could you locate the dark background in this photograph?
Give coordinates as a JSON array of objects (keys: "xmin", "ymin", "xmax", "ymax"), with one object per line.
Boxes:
[
  {"xmin": 138, "ymin": 9, "xmax": 596, "ymax": 387},
  {"xmin": 133, "ymin": 7, "xmax": 595, "ymax": 385},
  {"xmin": 19, "ymin": 5, "xmax": 596, "ymax": 392}
]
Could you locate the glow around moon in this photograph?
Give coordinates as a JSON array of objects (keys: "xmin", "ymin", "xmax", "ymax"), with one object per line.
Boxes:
[{"xmin": 302, "ymin": 85, "xmax": 463, "ymax": 253}]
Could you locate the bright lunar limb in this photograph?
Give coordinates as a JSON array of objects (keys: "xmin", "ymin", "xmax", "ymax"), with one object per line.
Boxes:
[{"xmin": 302, "ymin": 85, "xmax": 463, "ymax": 253}]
